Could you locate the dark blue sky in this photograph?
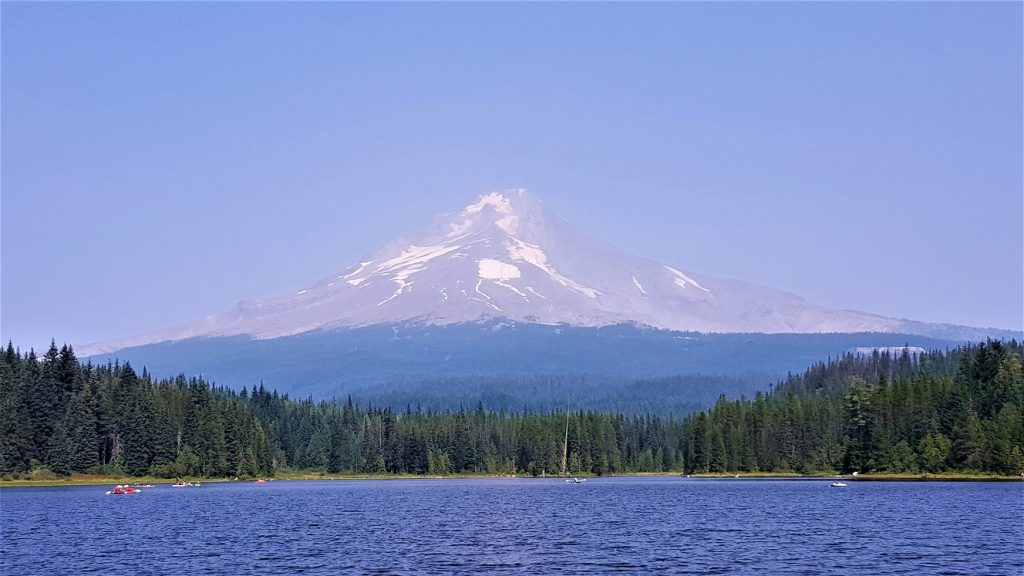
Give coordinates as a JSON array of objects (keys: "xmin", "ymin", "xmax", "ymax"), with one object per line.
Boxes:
[{"xmin": 3, "ymin": 2, "xmax": 1021, "ymax": 351}]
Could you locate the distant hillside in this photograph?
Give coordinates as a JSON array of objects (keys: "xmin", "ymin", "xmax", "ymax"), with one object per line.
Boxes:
[{"xmin": 86, "ymin": 323, "xmax": 965, "ymax": 410}]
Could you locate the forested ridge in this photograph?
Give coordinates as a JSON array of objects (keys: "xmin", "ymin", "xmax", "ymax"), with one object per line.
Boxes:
[
  {"xmin": 679, "ymin": 340, "xmax": 1023, "ymax": 474},
  {"xmin": 0, "ymin": 340, "xmax": 1021, "ymax": 479},
  {"xmin": 89, "ymin": 326, "xmax": 964, "ymax": 407}
]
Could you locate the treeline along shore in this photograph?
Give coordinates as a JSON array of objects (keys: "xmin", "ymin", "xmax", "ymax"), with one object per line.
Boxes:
[{"xmin": 0, "ymin": 340, "xmax": 1021, "ymax": 480}]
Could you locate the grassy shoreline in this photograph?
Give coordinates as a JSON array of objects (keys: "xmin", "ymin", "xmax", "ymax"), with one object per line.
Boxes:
[{"xmin": 2, "ymin": 469, "xmax": 1021, "ymax": 488}]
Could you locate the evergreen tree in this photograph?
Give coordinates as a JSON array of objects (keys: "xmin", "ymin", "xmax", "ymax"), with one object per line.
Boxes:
[{"xmin": 0, "ymin": 348, "xmax": 29, "ymax": 474}]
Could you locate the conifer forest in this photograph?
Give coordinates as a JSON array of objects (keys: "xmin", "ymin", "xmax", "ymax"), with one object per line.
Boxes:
[{"xmin": 1, "ymin": 340, "xmax": 1020, "ymax": 478}]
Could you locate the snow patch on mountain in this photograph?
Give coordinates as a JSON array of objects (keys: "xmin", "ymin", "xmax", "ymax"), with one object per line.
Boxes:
[
  {"xmin": 373, "ymin": 242, "xmax": 463, "ymax": 278},
  {"xmin": 478, "ymin": 259, "xmax": 522, "ymax": 281},
  {"xmin": 448, "ymin": 191, "xmax": 522, "ymax": 237},
  {"xmin": 506, "ymin": 237, "xmax": 598, "ymax": 298},
  {"xmin": 494, "ymin": 281, "xmax": 529, "ymax": 299},
  {"xmin": 632, "ymin": 275, "xmax": 647, "ymax": 297},
  {"xmin": 664, "ymin": 265, "xmax": 710, "ymax": 292},
  {"xmin": 525, "ymin": 286, "xmax": 547, "ymax": 300},
  {"xmin": 342, "ymin": 261, "xmax": 373, "ymax": 282}
]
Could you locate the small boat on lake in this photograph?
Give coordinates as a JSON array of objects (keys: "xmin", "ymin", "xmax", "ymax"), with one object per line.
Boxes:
[
  {"xmin": 830, "ymin": 482, "xmax": 848, "ymax": 488},
  {"xmin": 565, "ymin": 477, "xmax": 586, "ymax": 484},
  {"xmin": 106, "ymin": 485, "xmax": 138, "ymax": 495}
]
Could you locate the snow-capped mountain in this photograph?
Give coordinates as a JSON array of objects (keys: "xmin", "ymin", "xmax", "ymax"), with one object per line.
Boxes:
[{"xmin": 83, "ymin": 190, "xmax": 1006, "ymax": 355}]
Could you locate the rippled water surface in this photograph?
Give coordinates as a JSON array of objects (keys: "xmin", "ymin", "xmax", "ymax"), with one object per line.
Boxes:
[{"xmin": 2, "ymin": 478, "xmax": 1022, "ymax": 574}]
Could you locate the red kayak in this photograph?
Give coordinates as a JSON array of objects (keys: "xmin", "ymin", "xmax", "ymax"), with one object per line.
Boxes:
[{"xmin": 106, "ymin": 485, "xmax": 138, "ymax": 495}]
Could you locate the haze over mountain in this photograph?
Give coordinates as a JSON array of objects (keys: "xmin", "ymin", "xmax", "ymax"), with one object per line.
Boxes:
[{"xmin": 83, "ymin": 190, "xmax": 1009, "ymax": 357}]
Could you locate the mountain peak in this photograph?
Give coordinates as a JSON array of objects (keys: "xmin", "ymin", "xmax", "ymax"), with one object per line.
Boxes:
[
  {"xmin": 464, "ymin": 189, "xmax": 527, "ymax": 213},
  {"xmin": 444, "ymin": 189, "xmax": 543, "ymax": 239}
]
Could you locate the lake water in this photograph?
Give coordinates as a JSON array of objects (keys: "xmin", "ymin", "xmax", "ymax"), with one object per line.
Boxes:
[{"xmin": 2, "ymin": 477, "xmax": 1021, "ymax": 575}]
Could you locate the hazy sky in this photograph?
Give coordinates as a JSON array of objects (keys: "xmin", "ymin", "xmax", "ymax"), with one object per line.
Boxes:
[{"xmin": 3, "ymin": 2, "xmax": 1022, "ymax": 352}]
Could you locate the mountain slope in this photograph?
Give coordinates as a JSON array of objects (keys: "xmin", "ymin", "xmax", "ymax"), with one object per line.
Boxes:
[
  {"xmin": 85, "ymin": 324, "xmax": 964, "ymax": 407},
  {"xmin": 82, "ymin": 190, "xmax": 1009, "ymax": 356}
]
